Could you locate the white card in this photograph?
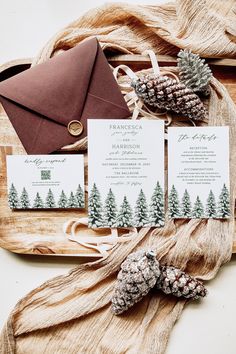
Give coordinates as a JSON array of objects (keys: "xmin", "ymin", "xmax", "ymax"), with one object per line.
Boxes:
[
  {"xmin": 168, "ymin": 126, "xmax": 230, "ymax": 219},
  {"xmin": 7, "ymin": 155, "xmax": 84, "ymax": 209},
  {"xmin": 88, "ymin": 119, "xmax": 165, "ymax": 228}
]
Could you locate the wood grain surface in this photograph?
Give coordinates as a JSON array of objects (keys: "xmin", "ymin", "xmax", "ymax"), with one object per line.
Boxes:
[{"xmin": 0, "ymin": 55, "xmax": 235, "ymax": 256}]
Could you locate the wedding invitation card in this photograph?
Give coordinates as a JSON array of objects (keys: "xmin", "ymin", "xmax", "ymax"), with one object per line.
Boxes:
[
  {"xmin": 7, "ymin": 155, "xmax": 84, "ymax": 209},
  {"xmin": 168, "ymin": 126, "xmax": 230, "ymax": 219},
  {"xmin": 88, "ymin": 119, "xmax": 165, "ymax": 228}
]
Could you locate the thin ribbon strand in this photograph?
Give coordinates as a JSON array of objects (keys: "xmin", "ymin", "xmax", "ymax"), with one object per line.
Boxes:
[{"xmin": 63, "ymin": 217, "xmax": 137, "ymax": 257}]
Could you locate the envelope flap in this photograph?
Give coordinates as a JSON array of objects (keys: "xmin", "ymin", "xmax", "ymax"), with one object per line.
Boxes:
[
  {"xmin": 88, "ymin": 42, "xmax": 131, "ymax": 113},
  {"xmin": 0, "ymin": 38, "xmax": 99, "ymax": 126}
]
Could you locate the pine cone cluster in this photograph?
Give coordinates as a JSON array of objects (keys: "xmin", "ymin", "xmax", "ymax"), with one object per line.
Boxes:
[
  {"xmin": 177, "ymin": 49, "xmax": 212, "ymax": 96},
  {"xmin": 111, "ymin": 250, "xmax": 207, "ymax": 315},
  {"xmin": 131, "ymin": 75, "xmax": 206, "ymax": 121},
  {"xmin": 156, "ymin": 265, "xmax": 207, "ymax": 300},
  {"xmin": 111, "ymin": 250, "xmax": 160, "ymax": 315}
]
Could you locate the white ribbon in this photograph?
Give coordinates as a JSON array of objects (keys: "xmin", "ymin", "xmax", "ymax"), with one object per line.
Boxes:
[
  {"xmin": 142, "ymin": 50, "xmax": 161, "ymax": 76},
  {"xmin": 113, "ymin": 64, "xmax": 138, "ymax": 82},
  {"xmin": 63, "ymin": 217, "xmax": 137, "ymax": 257}
]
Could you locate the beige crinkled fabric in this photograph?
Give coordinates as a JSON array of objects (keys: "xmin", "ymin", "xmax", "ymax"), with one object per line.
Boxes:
[{"xmin": 1, "ymin": 1, "xmax": 236, "ymax": 353}]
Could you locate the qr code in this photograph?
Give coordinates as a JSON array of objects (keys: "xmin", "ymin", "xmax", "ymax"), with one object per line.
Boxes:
[{"xmin": 41, "ymin": 170, "xmax": 51, "ymax": 180}]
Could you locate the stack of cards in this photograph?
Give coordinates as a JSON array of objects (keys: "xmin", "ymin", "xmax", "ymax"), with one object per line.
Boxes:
[{"xmin": 7, "ymin": 120, "xmax": 230, "ymax": 225}]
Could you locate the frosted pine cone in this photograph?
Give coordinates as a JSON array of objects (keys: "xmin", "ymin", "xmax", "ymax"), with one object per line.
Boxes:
[
  {"xmin": 156, "ymin": 265, "xmax": 207, "ymax": 300},
  {"xmin": 111, "ymin": 250, "xmax": 160, "ymax": 315},
  {"xmin": 177, "ymin": 49, "xmax": 212, "ymax": 96},
  {"xmin": 131, "ymin": 74, "xmax": 207, "ymax": 121}
]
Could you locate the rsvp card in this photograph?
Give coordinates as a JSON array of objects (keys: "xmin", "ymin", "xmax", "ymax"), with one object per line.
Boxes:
[
  {"xmin": 168, "ymin": 126, "xmax": 230, "ymax": 219},
  {"xmin": 88, "ymin": 119, "xmax": 165, "ymax": 228},
  {"xmin": 7, "ymin": 155, "xmax": 85, "ymax": 209}
]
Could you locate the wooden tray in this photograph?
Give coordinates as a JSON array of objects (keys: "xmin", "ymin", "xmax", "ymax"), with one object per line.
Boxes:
[{"xmin": 0, "ymin": 55, "xmax": 236, "ymax": 256}]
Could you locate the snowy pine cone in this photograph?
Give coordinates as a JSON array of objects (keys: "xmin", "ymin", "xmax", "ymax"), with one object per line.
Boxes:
[
  {"xmin": 156, "ymin": 265, "xmax": 207, "ymax": 300},
  {"xmin": 111, "ymin": 250, "xmax": 160, "ymax": 315},
  {"xmin": 177, "ymin": 49, "xmax": 212, "ymax": 96},
  {"xmin": 131, "ymin": 74, "xmax": 207, "ymax": 121},
  {"xmin": 111, "ymin": 251, "xmax": 207, "ymax": 315}
]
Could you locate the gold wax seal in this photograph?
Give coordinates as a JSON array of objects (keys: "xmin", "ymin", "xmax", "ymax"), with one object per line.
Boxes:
[{"xmin": 67, "ymin": 120, "xmax": 83, "ymax": 137}]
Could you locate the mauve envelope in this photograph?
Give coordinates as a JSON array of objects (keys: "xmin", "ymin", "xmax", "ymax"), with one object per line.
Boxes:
[{"xmin": 0, "ymin": 38, "xmax": 130, "ymax": 154}]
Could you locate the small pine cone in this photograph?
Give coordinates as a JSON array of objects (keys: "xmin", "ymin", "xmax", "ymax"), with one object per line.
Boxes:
[
  {"xmin": 111, "ymin": 250, "xmax": 160, "ymax": 315},
  {"xmin": 177, "ymin": 49, "xmax": 212, "ymax": 96},
  {"xmin": 156, "ymin": 265, "xmax": 207, "ymax": 300},
  {"xmin": 131, "ymin": 75, "xmax": 207, "ymax": 121}
]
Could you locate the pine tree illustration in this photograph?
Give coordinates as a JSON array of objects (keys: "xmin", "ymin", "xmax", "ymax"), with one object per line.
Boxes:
[
  {"xmin": 75, "ymin": 184, "xmax": 85, "ymax": 208},
  {"xmin": 33, "ymin": 192, "xmax": 44, "ymax": 208},
  {"xmin": 168, "ymin": 185, "xmax": 181, "ymax": 218},
  {"xmin": 103, "ymin": 188, "xmax": 118, "ymax": 227},
  {"xmin": 181, "ymin": 189, "xmax": 192, "ymax": 217},
  {"xmin": 134, "ymin": 189, "xmax": 149, "ymax": 227},
  {"xmin": 8, "ymin": 183, "xmax": 19, "ymax": 209},
  {"xmin": 206, "ymin": 190, "xmax": 217, "ymax": 218},
  {"xmin": 58, "ymin": 190, "xmax": 67, "ymax": 208},
  {"xmin": 67, "ymin": 192, "xmax": 77, "ymax": 208},
  {"xmin": 117, "ymin": 196, "xmax": 133, "ymax": 227},
  {"xmin": 149, "ymin": 181, "xmax": 165, "ymax": 227},
  {"xmin": 20, "ymin": 187, "xmax": 31, "ymax": 209},
  {"xmin": 88, "ymin": 183, "xmax": 104, "ymax": 228},
  {"xmin": 217, "ymin": 184, "xmax": 230, "ymax": 218},
  {"xmin": 192, "ymin": 196, "xmax": 204, "ymax": 218},
  {"xmin": 45, "ymin": 188, "xmax": 56, "ymax": 208}
]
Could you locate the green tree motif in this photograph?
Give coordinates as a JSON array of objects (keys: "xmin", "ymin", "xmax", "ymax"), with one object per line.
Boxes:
[
  {"xmin": 103, "ymin": 188, "xmax": 117, "ymax": 227},
  {"xmin": 134, "ymin": 189, "xmax": 149, "ymax": 227},
  {"xmin": 205, "ymin": 190, "xmax": 217, "ymax": 218},
  {"xmin": 192, "ymin": 196, "xmax": 204, "ymax": 218},
  {"xmin": 181, "ymin": 189, "xmax": 192, "ymax": 217},
  {"xmin": 58, "ymin": 190, "xmax": 67, "ymax": 208},
  {"xmin": 8, "ymin": 183, "xmax": 19, "ymax": 209},
  {"xmin": 168, "ymin": 185, "xmax": 181, "ymax": 218},
  {"xmin": 117, "ymin": 196, "xmax": 133, "ymax": 227},
  {"xmin": 20, "ymin": 187, "xmax": 31, "ymax": 209},
  {"xmin": 67, "ymin": 192, "xmax": 77, "ymax": 208},
  {"xmin": 217, "ymin": 184, "xmax": 230, "ymax": 218},
  {"xmin": 88, "ymin": 183, "xmax": 104, "ymax": 228},
  {"xmin": 149, "ymin": 181, "xmax": 165, "ymax": 227},
  {"xmin": 75, "ymin": 184, "xmax": 85, "ymax": 208},
  {"xmin": 33, "ymin": 192, "xmax": 44, "ymax": 208},
  {"xmin": 45, "ymin": 188, "xmax": 56, "ymax": 208}
]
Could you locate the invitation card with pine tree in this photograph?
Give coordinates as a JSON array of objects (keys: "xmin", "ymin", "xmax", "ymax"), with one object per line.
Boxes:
[
  {"xmin": 87, "ymin": 119, "xmax": 165, "ymax": 229},
  {"xmin": 168, "ymin": 127, "xmax": 230, "ymax": 219},
  {"xmin": 6, "ymin": 155, "xmax": 85, "ymax": 210}
]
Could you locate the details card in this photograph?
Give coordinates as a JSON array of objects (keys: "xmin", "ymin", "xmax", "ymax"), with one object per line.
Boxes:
[
  {"xmin": 7, "ymin": 155, "xmax": 84, "ymax": 209},
  {"xmin": 168, "ymin": 126, "xmax": 230, "ymax": 219},
  {"xmin": 88, "ymin": 119, "xmax": 165, "ymax": 228}
]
